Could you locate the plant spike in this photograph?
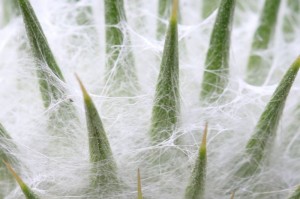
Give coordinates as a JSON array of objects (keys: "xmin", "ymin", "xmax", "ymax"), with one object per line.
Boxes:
[
  {"xmin": 76, "ymin": 75, "xmax": 118, "ymax": 189},
  {"xmin": 0, "ymin": 123, "xmax": 20, "ymax": 198},
  {"xmin": 288, "ymin": 186, "xmax": 300, "ymax": 199},
  {"xmin": 0, "ymin": 0, "xmax": 19, "ymax": 27},
  {"xmin": 149, "ymin": 0, "xmax": 180, "ymax": 143},
  {"xmin": 282, "ymin": 0, "xmax": 300, "ymax": 42},
  {"xmin": 246, "ymin": 0, "xmax": 281, "ymax": 85},
  {"xmin": 202, "ymin": 0, "xmax": 220, "ymax": 19},
  {"xmin": 233, "ymin": 56, "xmax": 300, "ymax": 186},
  {"xmin": 200, "ymin": 0, "xmax": 236, "ymax": 103},
  {"xmin": 18, "ymin": 0, "xmax": 78, "ymax": 142},
  {"xmin": 104, "ymin": 0, "xmax": 139, "ymax": 96},
  {"xmin": 230, "ymin": 191, "xmax": 235, "ymax": 199},
  {"xmin": 17, "ymin": 0, "xmax": 73, "ymax": 109},
  {"xmin": 3, "ymin": 161, "xmax": 39, "ymax": 199},
  {"xmin": 137, "ymin": 168, "xmax": 143, "ymax": 199},
  {"xmin": 184, "ymin": 123, "xmax": 208, "ymax": 199}
]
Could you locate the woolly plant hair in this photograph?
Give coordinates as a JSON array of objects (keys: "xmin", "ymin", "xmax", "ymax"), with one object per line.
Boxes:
[{"xmin": 0, "ymin": 0, "xmax": 300, "ymax": 198}]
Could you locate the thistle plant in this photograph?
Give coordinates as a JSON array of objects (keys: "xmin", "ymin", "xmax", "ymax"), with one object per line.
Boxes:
[
  {"xmin": 184, "ymin": 123, "xmax": 208, "ymax": 199},
  {"xmin": 76, "ymin": 75, "xmax": 119, "ymax": 194},
  {"xmin": 1, "ymin": 0, "xmax": 300, "ymax": 198}
]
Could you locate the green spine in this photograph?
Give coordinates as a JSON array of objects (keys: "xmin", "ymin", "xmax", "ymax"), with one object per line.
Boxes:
[
  {"xmin": 76, "ymin": 76, "xmax": 118, "ymax": 190},
  {"xmin": 246, "ymin": 0, "xmax": 281, "ymax": 85},
  {"xmin": 150, "ymin": 0, "xmax": 180, "ymax": 143},
  {"xmin": 184, "ymin": 124, "xmax": 207, "ymax": 199},
  {"xmin": 104, "ymin": 0, "xmax": 139, "ymax": 96},
  {"xmin": 200, "ymin": 0, "xmax": 236, "ymax": 103},
  {"xmin": 233, "ymin": 57, "xmax": 300, "ymax": 183}
]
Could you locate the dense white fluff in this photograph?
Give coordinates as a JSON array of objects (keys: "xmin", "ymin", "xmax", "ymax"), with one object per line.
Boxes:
[{"xmin": 0, "ymin": 0, "xmax": 300, "ymax": 198}]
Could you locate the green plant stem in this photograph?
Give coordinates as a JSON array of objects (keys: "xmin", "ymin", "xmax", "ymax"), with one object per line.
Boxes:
[
  {"xmin": 233, "ymin": 56, "xmax": 300, "ymax": 184},
  {"xmin": 150, "ymin": 0, "xmax": 180, "ymax": 143},
  {"xmin": 246, "ymin": 0, "xmax": 281, "ymax": 85},
  {"xmin": 200, "ymin": 0, "xmax": 236, "ymax": 103},
  {"xmin": 184, "ymin": 123, "xmax": 208, "ymax": 199},
  {"xmin": 104, "ymin": 0, "xmax": 139, "ymax": 96}
]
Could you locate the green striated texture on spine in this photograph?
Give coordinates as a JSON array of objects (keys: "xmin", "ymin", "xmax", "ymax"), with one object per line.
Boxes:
[
  {"xmin": 18, "ymin": 0, "xmax": 78, "ymax": 143},
  {"xmin": 0, "ymin": 123, "xmax": 19, "ymax": 198},
  {"xmin": 246, "ymin": 0, "xmax": 281, "ymax": 85},
  {"xmin": 104, "ymin": 0, "xmax": 139, "ymax": 96},
  {"xmin": 234, "ymin": 57, "xmax": 300, "ymax": 182},
  {"xmin": 150, "ymin": 1, "xmax": 180, "ymax": 144},
  {"xmin": 282, "ymin": 0, "xmax": 300, "ymax": 42},
  {"xmin": 4, "ymin": 162, "xmax": 40, "ymax": 199},
  {"xmin": 18, "ymin": 0, "xmax": 67, "ymax": 108},
  {"xmin": 184, "ymin": 124, "xmax": 207, "ymax": 199},
  {"xmin": 200, "ymin": 0, "xmax": 236, "ymax": 103},
  {"xmin": 77, "ymin": 77, "xmax": 118, "ymax": 189},
  {"xmin": 202, "ymin": 0, "xmax": 220, "ymax": 19},
  {"xmin": 0, "ymin": 0, "xmax": 19, "ymax": 27},
  {"xmin": 288, "ymin": 186, "xmax": 300, "ymax": 199}
]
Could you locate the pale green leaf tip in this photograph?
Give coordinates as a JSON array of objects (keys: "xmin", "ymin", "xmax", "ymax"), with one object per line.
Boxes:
[
  {"xmin": 3, "ymin": 160, "xmax": 24, "ymax": 186},
  {"xmin": 75, "ymin": 73, "xmax": 90, "ymax": 101},
  {"xmin": 201, "ymin": 122, "xmax": 208, "ymax": 150},
  {"xmin": 230, "ymin": 191, "xmax": 235, "ymax": 199},
  {"xmin": 3, "ymin": 160, "xmax": 39, "ymax": 199},
  {"xmin": 137, "ymin": 168, "xmax": 143, "ymax": 199},
  {"xmin": 171, "ymin": 0, "xmax": 178, "ymax": 21}
]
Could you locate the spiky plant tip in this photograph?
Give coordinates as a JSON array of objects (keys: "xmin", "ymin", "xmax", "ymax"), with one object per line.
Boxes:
[
  {"xmin": 75, "ymin": 73, "xmax": 90, "ymax": 101},
  {"xmin": 232, "ymin": 56, "xmax": 300, "ymax": 185},
  {"xmin": 171, "ymin": 0, "xmax": 179, "ymax": 22},
  {"xmin": 184, "ymin": 123, "xmax": 208, "ymax": 199},
  {"xmin": 76, "ymin": 74, "xmax": 119, "ymax": 190},
  {"xmin": 149, "ymin": 0, "xmax": 180, "ymax": 144},
  {"xmin": 3, "ymin": 161, "xmax": 39, "ymax": 199},
  {"xmin": 137, "ymin": 168, "xmax": 143, "ymax": 199}
]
